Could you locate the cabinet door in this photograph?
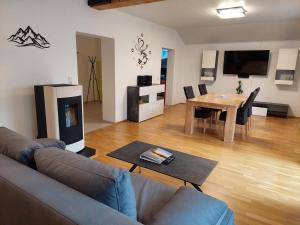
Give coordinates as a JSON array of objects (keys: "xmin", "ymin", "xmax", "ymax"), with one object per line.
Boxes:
[
  {"xmin": 202, "ymin": 50, "xmax": 217, "ymax": 69},
  {"xmin": 139, "ymin": 100, "xmax": 164, "ymax": 122},
  {"xmin": 277, "ymin": 49, "xmax": 298, "ymax": 70}
]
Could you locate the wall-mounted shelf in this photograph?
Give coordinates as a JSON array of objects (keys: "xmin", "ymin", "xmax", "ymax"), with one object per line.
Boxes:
[
  {"xmin": 274, "ymin": 76, "xmax": 294, "ymax": 85},
  {"xmin": 275, "ymin": 49, "xmax": 298, "ymax": 85},
  {"xmin": 200, "ymin": 50, "xmax": 218, "ymax": 81},
  {"xmin": 200, "ymin": 76, "xmax": 215, "ymax": 81}
]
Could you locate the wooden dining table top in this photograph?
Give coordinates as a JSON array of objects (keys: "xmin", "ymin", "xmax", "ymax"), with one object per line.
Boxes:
[{"xmin": 187, "ymin": 93, "xmax": 247, "ymax": 108}]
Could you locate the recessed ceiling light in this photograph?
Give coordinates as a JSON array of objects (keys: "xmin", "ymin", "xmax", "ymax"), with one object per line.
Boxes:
[{"xmin": 217, "ymin": 6, "xmax": 246, "ymax": 19}]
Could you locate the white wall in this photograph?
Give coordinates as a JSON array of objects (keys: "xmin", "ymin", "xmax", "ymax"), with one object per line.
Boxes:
[
  {"xmin": 101, "ymin": 36, "xmax": 116, "ymax": 122},
  {"xmin": 0, "ymin": 0, "xmax": 185, "ymax": 137},
  {"xmin": 183, "ymin": 41, "xmax": 300, "ymax": 116}
]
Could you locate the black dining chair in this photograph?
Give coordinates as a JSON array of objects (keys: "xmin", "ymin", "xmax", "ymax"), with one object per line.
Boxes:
[
  {"xmin": 248, "ymin": 87, "xmax": 260, "ymax": 129},
  {"xmin": 198, "ymin": 83, "xmax": 221, "ymax": 121},
  {"xmin": 198, "ymin": 84, "xmax": 208, "ymax": 96},
  {"xmin": 219, "ymin": 91, "xmax": 257, "ymax": 136},
  {"xmin": 183, "ymin": 86, "xmax": 212, "ymax": 134}
]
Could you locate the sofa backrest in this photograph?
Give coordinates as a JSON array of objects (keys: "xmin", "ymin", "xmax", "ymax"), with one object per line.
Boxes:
[
  {"xmin": 34, "ymin": 148, "xmax": 138, "ymax": 220},
  {"xmin": 0, "ymin": 154, "xmax": 142, "ymax": 225}
]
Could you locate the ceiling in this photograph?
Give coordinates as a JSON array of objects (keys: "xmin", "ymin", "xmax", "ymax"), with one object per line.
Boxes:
[{"xmin": 119, "ymin": 0, "xmax": 300, "ymax": 44}]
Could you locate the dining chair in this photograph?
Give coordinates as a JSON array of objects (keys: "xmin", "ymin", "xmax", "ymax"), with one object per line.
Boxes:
[
  {"xmin": 219, "ymin": 91, "xmax": 257, "ymax": 136},
  {"xmin": 183, "ymin": 86, "xmax": 212, "ymax": 134},
  {"xmin": 198, "ymin": 84, "xmax": 208, "ymax": 96},
  {"xmin": 248, "ymin": 87, "xmax": 260, "ymax": 129},
  {"xmin": 198, "ymin": 83, "xmax": 220, "ymax": 122}
]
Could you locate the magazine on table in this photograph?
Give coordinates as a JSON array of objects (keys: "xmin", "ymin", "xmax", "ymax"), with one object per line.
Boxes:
[{"xmin": 140, "ymin": 147, "xmax": 174, "ymax": 165}]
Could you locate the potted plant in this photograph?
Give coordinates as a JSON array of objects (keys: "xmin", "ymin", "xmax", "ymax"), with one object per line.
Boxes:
[{"xmin": 236, "ymin": 80, "xmax": 243, "ymax": 94}]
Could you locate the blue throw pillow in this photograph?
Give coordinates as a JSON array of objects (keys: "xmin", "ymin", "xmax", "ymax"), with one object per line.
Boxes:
[{"xmin": 34, "ymin": 148, "xmax": 137, "ymax": 220}]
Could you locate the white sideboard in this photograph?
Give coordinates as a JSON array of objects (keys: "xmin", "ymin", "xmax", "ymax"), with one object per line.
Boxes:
[{"xmin": 127, "ymin": 84, "xmax": 165, "ymax": 122}]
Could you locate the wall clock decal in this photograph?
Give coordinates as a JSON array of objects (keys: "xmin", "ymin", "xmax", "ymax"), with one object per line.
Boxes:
[
  {"xmin": 131, "ymin": 33, "xmax": 151, "ymax": 69},
  {"xmin": 8, "ymin": 26, "xmax": 50, "ymax": 49}
]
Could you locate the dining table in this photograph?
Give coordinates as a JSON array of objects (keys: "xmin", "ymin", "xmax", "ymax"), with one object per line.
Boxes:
[{"xmin": 184, "ymin": 93, "xmax": 247, "ymax": 143}]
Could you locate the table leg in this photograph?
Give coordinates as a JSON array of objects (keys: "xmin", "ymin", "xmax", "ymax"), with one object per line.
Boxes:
[
  {"xmin": 129, "ymin": 164, "xmax": 138, "ymax": 172},
  {"xmin": 224, "ymin": 107, "xmax": 237, "ymax": 143},
  {"xmin": 191, "ymin": 183, "xmax": 203, "ymax": 192},
  {"xmin": 185, "ymin": 102, "xmax": 195, "ymax": 134}
]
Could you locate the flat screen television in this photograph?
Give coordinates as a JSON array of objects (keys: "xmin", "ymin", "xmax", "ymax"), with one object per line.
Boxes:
[{"xmin": 223, "ymin": 50, "xmax": 270, "ymax": 78}]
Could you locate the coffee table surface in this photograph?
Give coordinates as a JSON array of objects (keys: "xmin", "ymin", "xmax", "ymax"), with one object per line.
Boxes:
[{"xmin": 107, "ymin": 141, "xmax": 217, "ymax": 187}]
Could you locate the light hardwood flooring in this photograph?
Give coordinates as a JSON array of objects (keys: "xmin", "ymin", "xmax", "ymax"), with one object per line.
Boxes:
[{"xmin": 86, "ymin": 104, "xmax": 300, "ymax": 225}]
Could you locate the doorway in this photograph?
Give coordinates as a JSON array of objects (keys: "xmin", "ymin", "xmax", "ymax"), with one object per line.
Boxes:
[
  {"xmin": 76, "ymin": 33, "xmax": 114, "ymax": 133},
  {"xmin": 160, "ymin": 48, "xmax": 175, "ymax": 106},
  {"xmin": 160, "ymin": 48, "xmax": 168, "ymax": 104}
]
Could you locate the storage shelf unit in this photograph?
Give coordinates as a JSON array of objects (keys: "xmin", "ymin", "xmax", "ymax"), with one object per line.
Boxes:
[
  {"xmin": 275, "ymin": 49, "xmax": 298, "ymax": 85},
  {"xmin": 200, "ymin": 50, "xmax": 218, "ymax": 81},
  {"xmin": 253, "ymin": 101, "xmax": 289, "ymax": 118},
  {"xmin": 127, "ymin": 84, "xmax": 165, "ymax": 122}
]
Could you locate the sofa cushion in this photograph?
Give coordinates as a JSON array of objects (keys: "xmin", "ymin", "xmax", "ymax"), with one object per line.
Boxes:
[
  {"xmin": 131, "ymin": 173, "xmax": 176, "ymax": 224},
  {"xmin": 34, "ymin": 148, "xmax": 137, "ymax": 220},
  {"xmin": 148, "ymin": 187, "xmax": 234, "ymax": 225},
  {"xmin": 0, "ymin": 154, "xmax": 142, "ymax": 225},
  {"xmin": 34, "ymin": 138, "xmax": 66, "ymax": 149},
  {"xmin": 0, "ymin": 127, "xmax": 42, "ymax": 168}
]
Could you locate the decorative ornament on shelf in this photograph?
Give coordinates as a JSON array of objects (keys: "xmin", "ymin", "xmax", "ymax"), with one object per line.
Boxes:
[
  {"xmin": 131, "ymin": 33, "xmax": 151, "ymax": 69},
  {"xmin": 236, "ymin": 80, "xmax": 243, "ymax": 94},
  {"xmin": 7, "ymin": 26, "xmax": 50, "ymax": 49}
]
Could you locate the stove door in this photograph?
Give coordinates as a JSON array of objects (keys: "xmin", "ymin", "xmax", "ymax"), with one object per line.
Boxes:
[{"xmin": 57, "ymin": 96, "xmax": 83, "ymax": 145}]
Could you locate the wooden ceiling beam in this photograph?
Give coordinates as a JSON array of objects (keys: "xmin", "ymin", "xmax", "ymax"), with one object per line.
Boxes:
[{"xmin": 88, "ymin": 0, "xmax": 163, "ymax": 10}]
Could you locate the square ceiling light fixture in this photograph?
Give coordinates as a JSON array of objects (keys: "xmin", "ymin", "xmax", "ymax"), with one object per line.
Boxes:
[{"xmin": 217, "ymin": 6, "xmax": 246, "ymax": 19}]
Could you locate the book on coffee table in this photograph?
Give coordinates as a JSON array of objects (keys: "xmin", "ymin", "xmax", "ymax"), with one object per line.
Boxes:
[{"xmin": 140, "ymin": 147, "xmax": 174, "ymax": 165}]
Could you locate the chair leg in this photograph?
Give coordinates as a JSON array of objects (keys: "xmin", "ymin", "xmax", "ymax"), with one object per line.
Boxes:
[
  {"xmin": 245, "ymin": 123, "xmax": 248, "ymax": 136},
  {"xmin": 210, "ymin": 116, "xmax": 213, "ymax": 128},
  {"xmin": 222, "ymin": 121, "xmax": 225, "ymax": 136},
  {"xmin": 203, "ymin": 119, "xmax": 207, "ymax": 134}
]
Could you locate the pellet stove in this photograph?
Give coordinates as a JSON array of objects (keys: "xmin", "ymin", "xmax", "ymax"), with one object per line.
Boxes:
[{"xmin": 34, "ymin": 84, "xmax": 84, "ymax": 152}]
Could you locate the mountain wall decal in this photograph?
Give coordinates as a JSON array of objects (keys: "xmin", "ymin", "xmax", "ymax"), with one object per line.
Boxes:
[{"xmin": 8, "ymin": 26, "xmax": 50, "ymax": 49}]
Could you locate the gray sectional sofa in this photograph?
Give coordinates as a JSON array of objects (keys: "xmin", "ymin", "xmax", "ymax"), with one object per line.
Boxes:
[{"xmin": 0, "ymin": 127, "xmax": 235, "ymax": 225}]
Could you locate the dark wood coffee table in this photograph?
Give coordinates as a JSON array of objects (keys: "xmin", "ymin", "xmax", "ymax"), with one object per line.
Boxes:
[{"xmin": 107, "ymin": 141, "xmax": 217, "ymax": 192}]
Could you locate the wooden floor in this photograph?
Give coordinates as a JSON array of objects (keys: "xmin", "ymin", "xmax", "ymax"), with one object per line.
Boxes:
[{"xmin": 86, "ymin": 104, "xmax": 300, "ymax": 225}]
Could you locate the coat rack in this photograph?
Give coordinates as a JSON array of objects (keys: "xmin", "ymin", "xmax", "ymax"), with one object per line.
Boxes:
[{"xmin": 86, "ymin": 56, "xmax": 101, "ymax": 103}]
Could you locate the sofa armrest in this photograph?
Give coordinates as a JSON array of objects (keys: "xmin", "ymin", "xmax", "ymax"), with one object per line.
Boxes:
[
  {"xmin": 148, "ymin": 187, "xmax": 235, "ymax": 225},
  {"xmin": 0, "ymin": 127, "xmax": 42, "ymax": 168},
  {"xmin": 34, "ymin": 138, "xmax": 66, "ymax": 150}
]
